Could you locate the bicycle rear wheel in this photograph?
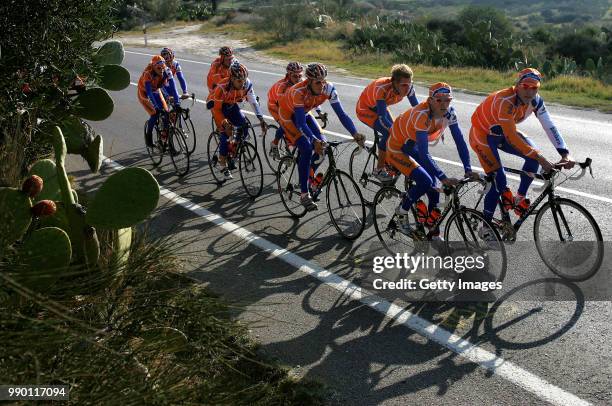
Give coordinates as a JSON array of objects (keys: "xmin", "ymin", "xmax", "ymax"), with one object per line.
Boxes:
[
  {"xmin": 177, "ymin": 113, "xmax": 196, "ymax": 155},
  {"xmin": 534, "ymin": 197, "xmax": 603, "ymax": 281},
  {"xmin": 372, "ymin": 186, "xmax": 423, "ymax": 255},
  {"xmin": 207, "ymin": 131, "xmax": 225, "ymax": 184},
  {"xmin": 238, "ymin": 142, "xmax": 263, "ymax": 198},
  {"xmin": 144, "ymin": 121, "xmax": 163, "ymax": 167},
  {"xmin": 262, "ymin": 124, "xmax": 291, "ymax": 174},
  {"xmin": 277, "ymin": 156, "xmax": 307, "ymax": 218},
  {"xmin": 326, "ymin": 170, "xmax": 366, "ymax": 240},
  {"xmin": 444, "ymin": 207, "xmax": 507, "ymax": 283},
  {"xmin": 170, "ymin": 126, "xmax": 190, "ymax": 177},
  {"xmin": 349, "ymin": 145, "xmax": 382, "ymax": 206}
]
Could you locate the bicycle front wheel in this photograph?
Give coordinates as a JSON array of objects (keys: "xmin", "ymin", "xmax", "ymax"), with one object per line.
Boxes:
[
  {"xmin": 349, "ymin": 145, "xmax": 381, "ymax": 206},
  {"xmin": 144, "ymin": 121, "xmax": 163, "ymax": 167},
  {"xmin": 262, "ymin": 124, "xmax": 291, "ymax": 174},
  {"xmin": 207, "ymin": 131, "xmax": 225, "ymax": 184},
  {"xmin": 534, "ymin": 197, "xmax": 603, "ymax": 281},
  {"xmin": 244, "ymin": 116, "xmax": 258, "ymax": 152},
  {"xmin": 326, "ymin": 170, "xmax": 366, "ymax": 240},
  {"xmin": 177, "ymin": 113, "xmax": 196, "ymax": 155},
  {"xmin": 372, "ymin": 186, "xmax": 422, "ymax": 255},
  {"xmin": 276, "ymin": 156, "xmax": 307, "ymax": 218},
  {"xmin": 169, "ymin": 126, "xmax": 190, "ymax": 177},
  {"xmin": 444, "ymin": 207, "xmax": 507, "ymax": 283},
  {"xmin": 238, "ymin": 142, "xmax": 263, "ymax": 198}
]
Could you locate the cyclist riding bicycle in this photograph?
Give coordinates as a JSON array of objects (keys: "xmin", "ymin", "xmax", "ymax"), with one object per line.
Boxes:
[
  {"xmin": 267, "ymin": 62, "xmax": 326, "ymax": 160},
  {"xmin": 277, "ymin": 62, "xmax": 366, "ymax": 211},
  {"xmin": 208, "ymin": 61, "xmax": 267, "ymax": 179},
  {"xmin": 469, "ymin": 68, "xmax": 575, "ymax": 239},
  {"xmin": 206, "ymin": 46, "xmax": 235, "ymax": 95},
  {"xmin": 161, "ymin": 47, "xmax": 190, "ymax": 100},
  {"xmin": 387, "ymin": 82, "xmax": 475, "ymax": 238},
  {"xmin": 356, "ymin": 64, "xmax": 420, "ymax": 182},
  {"xmin": 138, "ymin": 55, "xmax": 181, "ymax": 148}
]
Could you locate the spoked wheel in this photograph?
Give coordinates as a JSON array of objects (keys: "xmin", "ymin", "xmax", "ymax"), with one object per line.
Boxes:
[
  {"xmin": 349, "ymin": 145, "xmax": 383, "ymax": 206},
  {"xmin": 444, "ymin": 207, "xmax": 507, "ymax": 283},
  {"xmin": 276, "ymin": 156, "xmax": 307, "ymax": 218},
  {"xmin": 177, "ymin": 113, "xmax": 196, "ymax": 155},
  {"xmin": 372, "ymin": 186, "xmax": 424, "ymax": 255},
  {"xmin": 244, "ymin": 116, "xmax": 258, "ymax": 152},
  {"xmin": 238, "ymin": 141, "xmax": 264, "ymax": 198},
  {"xmin": 326, "ymin": 170, "xmax": 366, "ymax": 240},
  {"xmin": 262, "ymin": 124, "xmax": 291, "ymax": 174},
  {"xmin": 533, "ymin": 197, "xmax": 603, "ymax": 281},
  {"xmin": 207, "ymin": 131, "xmax": 225, "ymax": 184},
  {"xmin": 169, "ymin": 126, "xmax": 190, "ymax": 177},
  {"xmin": 144, "ymin": 121, "xmax": 163, "ymax": 167}
]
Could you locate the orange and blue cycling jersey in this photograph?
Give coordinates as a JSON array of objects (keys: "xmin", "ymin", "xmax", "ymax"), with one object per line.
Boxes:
[
  {"xmin": 356, "ymin": 77, "xmax": 418, "ymax": 128},
  {"xmin": 267, "ymin": 78, "xmax": 293, "ymax": 122},
  {"xmin": 209, "ymin": 77, "xmax": 263, "ymax": 129},
  {"xmin": 137, "ymin": 63, "xmax": 179, "ymax": 115},
  {"xmin": 278, "ymin": 80, "xmax": 357, "ymax": 143},
  {"xmin": 470, "ymin": 86, "xmax": 567, "ymax": 172},
  {"xmin": 165, "ymin": 60, "xmax": 188, "ymax": 94},
  {"xmin": 387, "ymin": 101, "xmax": 471, "ymax": 179},
  {"xmin": 206, "ymin": 57, "xmax": 233, "ymax": 94}
]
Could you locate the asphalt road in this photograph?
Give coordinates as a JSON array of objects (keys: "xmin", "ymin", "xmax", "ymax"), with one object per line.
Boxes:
[{"xmin": 71, "ymin": 46, "xmax": 612, "ymax": 405}]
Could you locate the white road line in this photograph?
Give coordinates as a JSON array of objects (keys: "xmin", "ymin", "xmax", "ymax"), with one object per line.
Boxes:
[
  {"xmin": 102, "ymin": 154, "xmax": 590, "ymax": 406},
  {"xmin": 129, "ymin": 81, "xmax": 612, "ymax": 206},
  {"xmin": 125, "ymin": 50, "xmax": 611, "ymax": 127}
]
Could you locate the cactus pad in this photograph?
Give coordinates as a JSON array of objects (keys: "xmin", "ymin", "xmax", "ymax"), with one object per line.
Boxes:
[
  {"xmin": 113, "ymin": 227, "xmax": 132, "ymax": 266},
  {"xmin": 60, "ymin": 116, "xmax": 90, "ymax": 154},
  {"xmin": 0, "ymin": 188, "xmax": 32, "ymax": 251},
  {"xmin": 28, "ymin": 159, "xmax": 61, "ymax": 202},
  {"xmin": 74, "ymin": 88, "xmax": 114, "ymax": 121},
  {"xmin": 17, "ymin": 227, "xmax": 72, "ymax": 287},
  {"xmin": 94, "ymin": 40, "xmax": 124, "ymax": 66},
  {"xmin": 84, "ymin": 134, "xmax": 103, "ymax": 173},
  {"xmin": 99, "ymin": 65, "xmax": 131, "ymax": 91},
  {"xmin": 86, "ymin": 167, "xmax": 159, "ymax": 229}
]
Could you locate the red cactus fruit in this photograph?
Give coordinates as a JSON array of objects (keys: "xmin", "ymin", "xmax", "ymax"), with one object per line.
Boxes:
[
  {"xmin": 31, "ymin": 200, "xmax": 57, "ymax": 217},
  {"xmin": 21, "ymin": 175, "xmax": 44, "ymax": 198},
  {"xmin": 22, "ymin": 83, "xmax": 32, "ymax": 94}
]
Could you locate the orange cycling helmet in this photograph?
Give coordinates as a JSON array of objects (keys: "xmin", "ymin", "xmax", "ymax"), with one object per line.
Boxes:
[
  {"xmin": 305, "ymin": 63, "xmax": 327, "ymax": 80},
  {"xmin": 517, "ymin": 68, "xmax": 542, "ymax": 87},
  {"xmin": 151, "ymin": 55, "xmax": 165, "ymax": 66},
  {"xmin": 229, "ymin": 61, "xmax": 248, "ymax": 80},
  {"xmin": 219, "ymin": 46, "xmax": 233, "ymax": 57}
]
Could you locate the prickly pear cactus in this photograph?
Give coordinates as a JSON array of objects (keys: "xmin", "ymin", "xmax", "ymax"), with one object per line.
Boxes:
[
  {"xmin": 28, "ymin": 159, "xmax": 61, "ymax": 202},
  {"xmin": 94, "ymin": 40, "xmax": 125, "ymax": 66},
  {"xmin": 18, "ymin": 227, "xmax": 72, "ymax": 274},
  {"xmin": 74, "ymin": 87, "xmax": 114, "ymax": 121},
  {"xmin": 99, "ymin": 64, "xmax": 131, "ymax": 91},
  {"xmin": 112, "ymin": 227, "xmax": 132, "ymax": 266},
  {"xmin": 0, "ymin": 187, "xmax": 32, "ymax": 253},
  {"xmin": 86, "ymin": 167, "xmax": 160, "ymax": 229}
]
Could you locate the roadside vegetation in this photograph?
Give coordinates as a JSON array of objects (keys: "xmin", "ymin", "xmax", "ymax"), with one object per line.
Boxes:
[{"xmin": 191, "ymin": 0, "xmax": 612, "ymax": 111}]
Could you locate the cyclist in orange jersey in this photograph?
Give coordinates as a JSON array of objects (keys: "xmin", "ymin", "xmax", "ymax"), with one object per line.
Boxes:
[
  {"xmin": 277, "ymin": 62, "xmax": 365, "ymax": 210},
  {"xmin": 137, "ymin": 55, "xmax": 181, "ymax": 148},
  {"xmin": 469, "ymin": 68, "xmax": 575, "ymax": 239},
  {"xmin": 387, "ymin": 82, "xmax": 475, "ymax": 236},
  {"xmin": 206, "ymin": 46, "xmax": 235, "ymax": 95},
  {"xmin": 356, "ymin": 64, "xmax": 419, "ymax": 182},
  {"xmin": 209, "ymin": 61, "xmax": 267, "ymax": 180},
  {"xmin": 161, "ymin": 47, "xmax": 189, "ymax": 98}
]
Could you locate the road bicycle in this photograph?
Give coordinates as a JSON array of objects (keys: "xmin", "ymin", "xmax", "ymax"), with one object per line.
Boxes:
[
  {"xmin": 473, "ymin": 158, "xmax": 602, "ymax": 281},
  {"xmin": 144, "ymin": 107, "xmax": 190, "ymax": 177},
  {"xmin": 276, "ymin": 139, "xmax": 366, "ymax": 240},
  {"xmin": 169, "ymin": 93, "xmax": 197, "ymax": 155}
]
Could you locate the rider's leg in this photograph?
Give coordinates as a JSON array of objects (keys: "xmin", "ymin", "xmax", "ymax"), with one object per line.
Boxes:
[
  {"xmin": 306, "ymin": 114, "xmax": 326, "ymax": 173},
  {"xmin": 295, "ymin": 135, "xmax": 314, "ymax": 195},
  {"xmin": 497, "ymin": 133, "xmax": 539, "ymax": 198}
]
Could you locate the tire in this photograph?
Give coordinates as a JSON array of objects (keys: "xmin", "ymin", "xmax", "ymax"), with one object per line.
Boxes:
[
  {"xmin": 169, "ymin": 125, "xmax": 190, "ymax": 177},
  {"xmin": 238, "ymin": 142, "xmax": 263, "ymax": 198},
  {"xmin": 372, "ymin": 186, "xmax": 423, "ymax": 255},
  {"xmin": 207, "ymin": 131, "xmax": 225, "ymax": 184},
  {"xmin": 144, "ymin": 121, "xmax": 163, "ymax": 167},
  {"xmin": 262, "ymin": 124, "xmax": 291, "ymax": 175},
  {"xmin": 243, "ymin": 116, "xmax": 258, "ymax": 152},
  {"xmin": 444, "ymin": 207, "xmax": 507, "ymax": 283},
  {"xmin": 348, "ymin": 145, "xmax": 382, "ymax": 206},
  {"xmin": 326, "ymin": 170, "xmax": 366, "ymax": 240},
  {"xmin": 178, "ymin": 113, "xmax": 196, "ymax": 155},
  {"xmin": 533, "ymin": 197, "xmax": 603, "ymax": 281},
  {"xmin": 276, "ymin": 155, "xmax": 307, "ymax": 218}
]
